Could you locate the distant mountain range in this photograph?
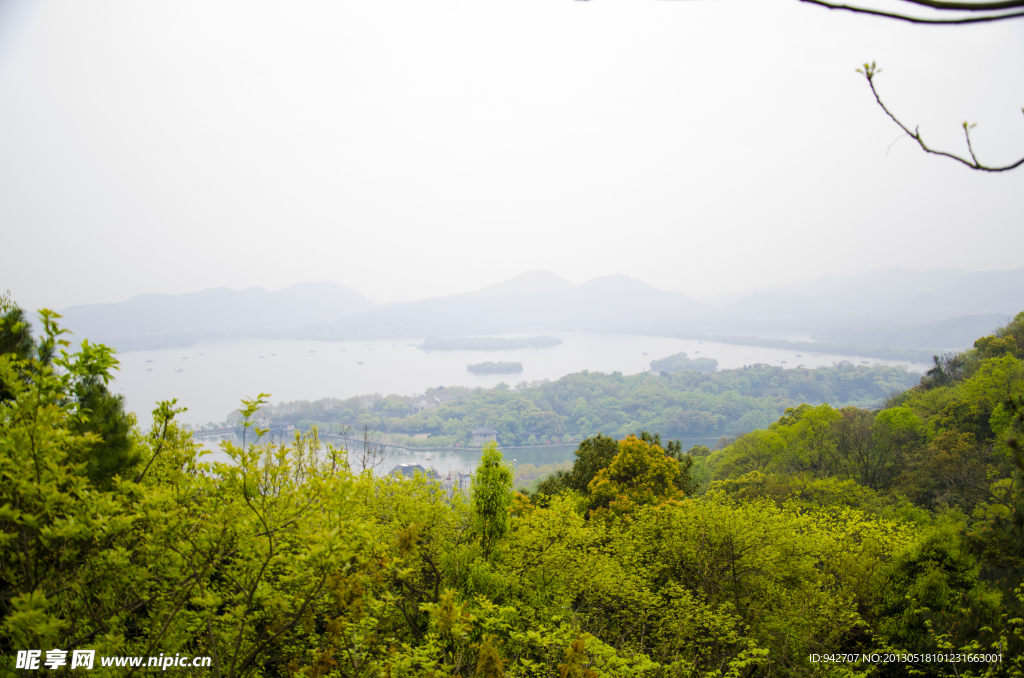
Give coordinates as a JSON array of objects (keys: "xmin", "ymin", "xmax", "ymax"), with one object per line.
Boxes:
[
  {"xmin": 703, "ymin": 267, "xmax": 1024, "ymax": 327},
  {"xmin": 56, "ymin": 267, "xmax": 1024, "ymax": 353},
  {"xmin": 58, "ymin": 282, "xmax": 376, "ymax": 351}
]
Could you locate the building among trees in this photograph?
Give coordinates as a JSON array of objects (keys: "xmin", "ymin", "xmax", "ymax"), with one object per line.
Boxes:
[
  {"xmin": 387, "ymin": 463, "xmax": 438, "ymax": 480},
  {"xmin": 409, "ymin": 392, "xmax": 459, "ymax": 413},
  {"xmin": 472, "ymin": 426, "xmax": 498, "ymax": 446}
]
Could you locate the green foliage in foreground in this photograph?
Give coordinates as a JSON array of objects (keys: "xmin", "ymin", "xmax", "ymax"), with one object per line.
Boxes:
[
  {"xmin": 255, "ymin": 360, "xmax": 920, "ymax": 447},
  {"xmin": 3, "ymin": 303, "xmax": 1024, "ymax": 677}
]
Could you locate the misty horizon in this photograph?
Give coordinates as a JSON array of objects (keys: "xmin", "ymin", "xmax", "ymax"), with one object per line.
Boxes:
[
  {"xmin": 33, "ymin": 264, "xmax": 1023, "ymax": 311},
  {"xmin": 3, "ymin": 0, "xmax": 1022, "ymax": 314}
]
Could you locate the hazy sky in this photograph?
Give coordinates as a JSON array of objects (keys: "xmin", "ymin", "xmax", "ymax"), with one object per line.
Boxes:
[{"xmin": 2, "ymin": 0, "xmax": 1022, "ymax": 312}]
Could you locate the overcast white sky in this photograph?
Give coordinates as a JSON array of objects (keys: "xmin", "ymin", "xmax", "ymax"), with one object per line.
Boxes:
[{"xmin": 1, "ymin": 0, "xmax": 1022, "ymax": 312}]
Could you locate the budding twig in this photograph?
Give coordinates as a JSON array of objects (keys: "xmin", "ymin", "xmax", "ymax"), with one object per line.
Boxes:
[{"xmin": 857, "ymin": 62, "xmax": 1024, "ymax": 172}]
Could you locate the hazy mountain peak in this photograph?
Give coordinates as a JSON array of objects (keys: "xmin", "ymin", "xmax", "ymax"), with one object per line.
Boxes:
[
  {"xmin": 580, "ymin": 274, "xmax": 662, "ymax": 291},
  {"xmin": 474, "ymin": 270, "xmax": 575, "ymax": 297}
]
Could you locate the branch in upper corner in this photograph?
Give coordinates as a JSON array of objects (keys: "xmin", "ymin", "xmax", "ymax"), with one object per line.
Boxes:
[
  {"xmin": 800, "ymin": 0, "xmax": 1024, "ymax": 24},
  {"xmin": 899, "ymin": 0, "xmax": 1024, "ymax": 10},
  {"xmin": 857, "ymin": 62, "xmax": 1024, "ymax": 172}
]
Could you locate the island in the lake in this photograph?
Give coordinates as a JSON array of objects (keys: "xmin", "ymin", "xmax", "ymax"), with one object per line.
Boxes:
[
  {"xmin": 649, "ymin": 351, "xmax": 719, "ymax": 374},
  {"xmin": 418, "ymin": 336, "xmax": 562, "ymax": 351},
  {"xmin": 466, "ymin": 361, "xmax": 524, "ymax": 374}
]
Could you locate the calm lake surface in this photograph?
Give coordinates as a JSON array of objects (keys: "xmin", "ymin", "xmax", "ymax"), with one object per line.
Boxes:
[
  {"xmin": 111, "ymin": 332, "xmax": 925, "ymax": 428},
  {"xmin": 196, "ymin": 434, "xmax": 589, "ymax": 475}
]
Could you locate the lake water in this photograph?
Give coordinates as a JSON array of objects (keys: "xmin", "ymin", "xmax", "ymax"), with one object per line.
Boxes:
[
  {"xmin": 111, "ymin": 332, "xmax": 926, "ymax": 427},
  {"xmin": 196, "ymin": 434, "xmax": 590, "ymax": 475}
]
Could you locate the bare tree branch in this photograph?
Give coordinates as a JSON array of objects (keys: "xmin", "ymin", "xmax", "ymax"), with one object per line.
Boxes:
[
  {"xmin": 800, "ymin": 0, "xmax": 1024, "ymax": 23},
  {"xmin": 858, "ymin": 62, "xmax": 1024, "ymax": 172},
  {"xmin": 898, "ymin": 0, "xmax": 1024, "ymax": 10}
]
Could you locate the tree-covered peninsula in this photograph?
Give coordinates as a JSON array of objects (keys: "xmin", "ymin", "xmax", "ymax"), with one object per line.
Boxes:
[{"xmin": 247, "ymin": 361, "xmax": 919, "ymax": 448}]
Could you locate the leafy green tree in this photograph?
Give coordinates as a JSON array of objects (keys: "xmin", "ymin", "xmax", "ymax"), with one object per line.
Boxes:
[
  {"xmin": 534, "ymin": 434, "xmax": 619, "ymax": 498},
  {"xmin": 0, "ymin": 293, "xmax": 47, "ymax": 404},
  {"xmin": 778, "ymin": 403, "xmax": 842, "ymax": 475},
  {"xmin": 564, "ymin": 433, "xmax": 620, "ymax": 493},
  {"xmin": 975, "ymin": 334, "xmax": 1022, "ymax": 361},
  {"xmin": 965, "ymin": 394, "xmax": 1024, "ymax": 573},
  {"xmin": 493, "ymin": 414, "xmax": 521, "ymax": 447},
  {"xmin": 709, "ymin": 428, "xmax": 788, "ymax": 479},
  {"xmin": 0, "ymin": 292, "xmax": 35, "ymax": 364},
  {"xmin": 897, "ymin": 429, "xmax": 990, "ymax": 511},
  {"xmin": 471, "ymin": 442, "xmax": 513, "ymax": 557},
  {"xmin": 588, "ymin": 435, "xmax": 695, "ymax": 518},
  {"xmin": 874, "ymin": 526, "xmax": 1000, "ymax": 658},
  {"xmin": 0, "ymin": 313, "xmax": 203, "ymax": 669},
  {"xmin": 1, "ymin": 299, "xmax": 139, "ymax": 490},
  {"xmin": 0, "ymin": 310, "xmax": 137, "ymax": 660},
  {"xmin": 831, "ymin": 406, "xmax": 922, "ymax": 491},
  {"xmin": 982, "ymin": 310, "xmax": 1024, "ymax": 358},
  {"xmin": 67, "ymin": 374, "xmax": 140, "ymax": 490},
  {"xmin": 382, "ymin": 394, "xmax": 411, "ymax": 417},
  {"xmin": 922, "ymin": 352, "xmax": 970, "ymax": 390}
]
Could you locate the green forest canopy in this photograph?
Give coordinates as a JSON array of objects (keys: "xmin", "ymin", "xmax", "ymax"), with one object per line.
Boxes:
[{"xmin": 3, "ymin": 294, "xmax": 1024, "ymax": 678}]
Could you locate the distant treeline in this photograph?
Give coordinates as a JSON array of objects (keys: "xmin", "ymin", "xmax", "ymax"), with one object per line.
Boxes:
[
  {"xmin": 418, "ymin": 336, "xmax": 562, "ymax": 351},
  {"xmin": 467, "ymin": 361, "xmax": 524, "ymax": 374},
  {"xmin": 676, "ymin": 333, "xmax": 936, "ymax": 362},
  {"xmin": 244, "ymin": 361, "xmax": 920, "ymax": 448},
  {"xmin": 811, "ymin": 313, "xmax": 1009, "ymax": 349}
]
